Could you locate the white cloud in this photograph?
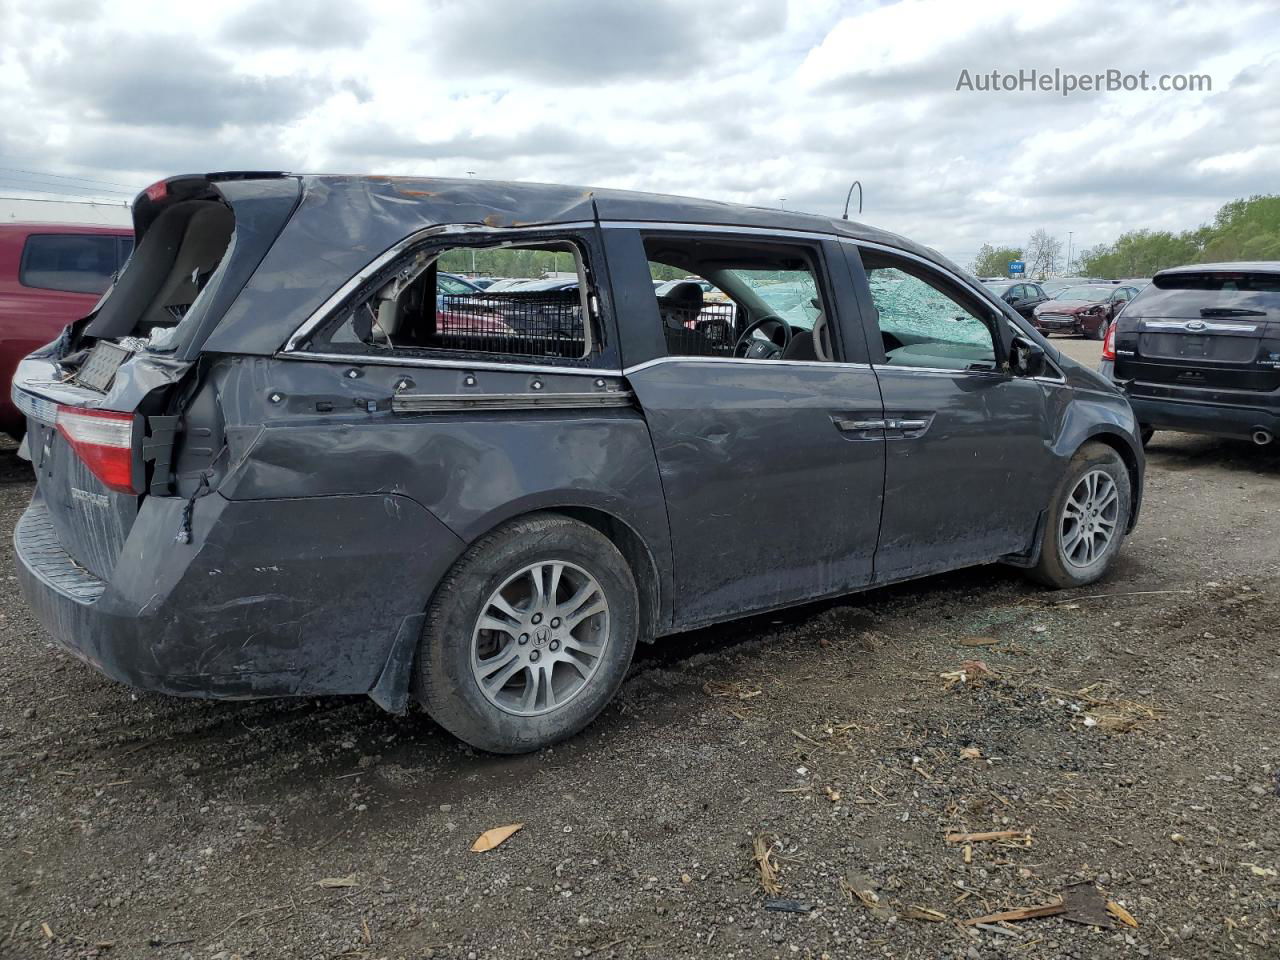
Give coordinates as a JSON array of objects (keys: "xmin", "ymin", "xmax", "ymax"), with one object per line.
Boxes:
[{"xmin": 0, "ymin": 0, "xmax": 1276, "ymax": 266}]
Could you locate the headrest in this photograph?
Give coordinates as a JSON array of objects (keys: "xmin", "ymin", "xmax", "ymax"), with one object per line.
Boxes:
[{"xmin": 660, "ymin": 281, "xmax": 704, "ymax": 308}]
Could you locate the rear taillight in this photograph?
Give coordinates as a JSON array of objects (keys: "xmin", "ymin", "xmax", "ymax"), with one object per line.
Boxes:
[
  {"xmin": 55, "ymin": 406, "xmax": 140, "ymax": 494},
  {"xmin": 1102, "ymin": 322, "xmax": 1117, "ymax": 361}
]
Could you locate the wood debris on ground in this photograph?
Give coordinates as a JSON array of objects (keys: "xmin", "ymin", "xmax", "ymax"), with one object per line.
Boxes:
[
  {"xmin": 945, "ymin": 829, "xmax": 1032, "ymax": 845},
  {"xmin": 940, "ymin": 660, "xmax": 998, "ymax": 687},
  {"xmin": 316, "ymin": 874, "xmax": 359, "ymax": 888},
  {"xmin": 963, "ymin": 902, "xmax": 1066, "ymax": 926},
  {"xmin": 702, "ymin": 680, "xmax": 763, "ymax": 701},
  {"xmin": 751, "ymin": 834, "xmax": 781, "ymax": 895}
]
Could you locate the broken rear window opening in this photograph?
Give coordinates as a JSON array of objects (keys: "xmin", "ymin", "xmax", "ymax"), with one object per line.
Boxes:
[
  {"xmin": 312, "ymin": 239, "xmax": 597, "ymax": 362},
  {"xmin": 82, "ymin": 197, "xmax": 234, "ymax": 351}
]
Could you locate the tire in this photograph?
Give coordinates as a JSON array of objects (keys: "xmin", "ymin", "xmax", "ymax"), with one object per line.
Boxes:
[
  {"xmin": 1139, "ymin": 426, "xmax": 1155, "ymax": 447},
  {"xmin": 1027, "ymin": 442, "xmax": 1132, "ymax": 589},
  {"xmin": 1090, "ymin": 320, "xmax": 1108, "ymax": 341},
  {"xmin": 414, "ymin": 513, "xmax": 639, "ymax": 754}
]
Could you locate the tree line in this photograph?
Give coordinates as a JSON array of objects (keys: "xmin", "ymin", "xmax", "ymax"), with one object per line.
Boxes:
[{"xmin": 970, "ymin": 194, "xmax": 1280, "ymax": 280}]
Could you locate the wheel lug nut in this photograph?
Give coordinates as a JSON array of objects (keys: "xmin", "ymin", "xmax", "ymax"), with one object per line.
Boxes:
[
  {"xmin": 518, "ymin": 634, "xmax": 529, "ymax": 645},
  {"xmin": 531, "ymin": 613, "xmax": 542, "ymax": 624},
  {"xmin": 529, "ymin": 649, "xmax": 541, "ymax": 662},
  {"xmin": 549, "ymin": 640, "xmax": 560, "ymax": 652},
  {"xmin": 550, "ymin": 617, "xmax": 561, "ymax": 628}
]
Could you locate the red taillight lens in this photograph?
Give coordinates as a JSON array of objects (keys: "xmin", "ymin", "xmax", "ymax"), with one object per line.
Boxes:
[
  {"xmin": 56, "ymin": 406, "xmax": 139, "ymax": 494},
  {"xmin": 143, "ymin": 180, "xmax": 168, "ymax": 202},
  {"xmin": 1102, "ymin": 322, "xmax": 1117, "ymax": 361}
]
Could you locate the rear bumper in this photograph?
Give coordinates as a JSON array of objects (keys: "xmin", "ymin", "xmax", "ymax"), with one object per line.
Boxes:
[
  {"xmin": 15, "ymin": 490, "xmax": 465, "ymax": 700},
  {"xmin": 1126, "ymin": 395, "xmax": 1278, "ymax": 439},
  {"xmin": 1100, "ymin": 372, "xmax": 1280, "ymax": 438}
]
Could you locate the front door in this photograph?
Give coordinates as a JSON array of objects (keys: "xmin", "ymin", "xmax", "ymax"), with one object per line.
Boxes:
[
  {"xmin": 847, "ymin": 246, "xmax": 1057, "ymax": 582},
  {"xmin": 610, "ymin": 229, "xmax": 886, "ymax": 628}
]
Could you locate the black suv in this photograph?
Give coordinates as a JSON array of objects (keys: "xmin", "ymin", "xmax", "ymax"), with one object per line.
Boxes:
[
  {"xmin": 1101, "ymin": 263, "xmax": 1280, "ymax": 446},
  {"xmin": 13, "ymin": 173, "xmax": 1144, "ymax": 753}
]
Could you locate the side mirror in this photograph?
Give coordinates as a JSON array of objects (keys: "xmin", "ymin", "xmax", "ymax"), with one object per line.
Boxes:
[{"xmin": 1010, "ymin": 335, "xmax": 1046, "ymax": 378}]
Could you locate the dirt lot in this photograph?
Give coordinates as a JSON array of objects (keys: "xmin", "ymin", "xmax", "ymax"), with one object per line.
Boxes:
[{"xmin": 2, "ymin": 341, "xmax": 1278, "ymax": 960}]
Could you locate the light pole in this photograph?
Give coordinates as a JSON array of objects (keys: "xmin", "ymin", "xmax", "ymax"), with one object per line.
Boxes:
[
  {"xmin": 1066, "ymin": 231, "xmax": 1073, "ymax": 276},
  {"xmin": 779, "ymin": 198, "xmax": 787, "ymax": 210}
]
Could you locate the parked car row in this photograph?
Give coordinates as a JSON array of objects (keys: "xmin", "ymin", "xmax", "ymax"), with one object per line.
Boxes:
[
  {"xmin": 982, "ymin": 278, "xmax": 1150, "ymax": 339},
  {"xmin": 1034, "ymin": 283, "xmax": 1143, "ymax": 339}
]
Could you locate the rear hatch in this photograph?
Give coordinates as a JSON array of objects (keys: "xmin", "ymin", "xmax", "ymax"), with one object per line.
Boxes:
[
  {"xmin": 1114, "ymin": 268, "xmax": 1280, "ymax": 395},
  {"xmin": 14, "ymin": 173, "xmax": 299, "ymax": 582}
]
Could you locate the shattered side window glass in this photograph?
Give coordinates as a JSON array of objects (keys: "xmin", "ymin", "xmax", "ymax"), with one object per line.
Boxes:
[
  {"xmin": 730, "ymin": 270, "xmax": 822, "ymax": 328},
  {"xmin": 867, "ymin": 266, "xmax": 997, "ymax": 370}
]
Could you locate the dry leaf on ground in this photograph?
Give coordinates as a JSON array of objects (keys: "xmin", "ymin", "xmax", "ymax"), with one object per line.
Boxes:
[
  {"xmin": 471, "ymin": 823, "xmax": 524, "ymax": 852},
  {"xmin": 1107, "ymin": 901, "xmax": 1139, "ymax": 927}
]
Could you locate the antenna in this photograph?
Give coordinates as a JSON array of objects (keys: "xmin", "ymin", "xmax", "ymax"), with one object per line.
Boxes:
[{"xmin": 842, "ymin": 180, "xmax": 863, "ymax": 220}]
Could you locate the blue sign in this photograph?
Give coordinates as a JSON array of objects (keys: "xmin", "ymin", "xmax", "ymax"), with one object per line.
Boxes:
[{"xmin": 1008, "ymin": 260, "xmax": 1025, "ymax": 275}]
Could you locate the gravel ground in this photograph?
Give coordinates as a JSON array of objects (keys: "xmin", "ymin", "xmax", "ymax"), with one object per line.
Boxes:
[{"xmin": 2, "ymin": 352, "xmax": 1278, "ymax": 959}]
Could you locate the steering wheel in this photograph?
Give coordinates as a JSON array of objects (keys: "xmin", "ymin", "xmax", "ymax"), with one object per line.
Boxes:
[{"xmin": 734, "ymin": 315, "xmax": 792, "ymax": 360}]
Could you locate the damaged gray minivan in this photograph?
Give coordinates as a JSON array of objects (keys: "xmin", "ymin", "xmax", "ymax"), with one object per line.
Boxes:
[{"xmin": 13, "ymin": 173, "xmax": 1144, "ymax": 752}]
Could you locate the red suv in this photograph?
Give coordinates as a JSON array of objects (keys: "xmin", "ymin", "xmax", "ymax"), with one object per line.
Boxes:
[{"xmin": 0, "ymin": 223, "xmax": 134, "ymax": 437}]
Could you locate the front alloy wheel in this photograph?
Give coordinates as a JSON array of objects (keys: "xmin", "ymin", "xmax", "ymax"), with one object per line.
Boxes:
[
  {"xmin": 1028, "ymin": 441, "xmax": 1132, "ymax": 588},
  {"xmin": 1060, "ymin": 469, "xmax": 1120, "ymax": 568}
]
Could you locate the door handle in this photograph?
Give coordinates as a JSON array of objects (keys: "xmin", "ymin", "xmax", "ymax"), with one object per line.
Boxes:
[
  {"xmin": 834, "ymin": 418, "xmax": 887, "ymax": 432},
  {"xmin": 887, "ymin": 418, "xmax": 929, "ymax": 431}
]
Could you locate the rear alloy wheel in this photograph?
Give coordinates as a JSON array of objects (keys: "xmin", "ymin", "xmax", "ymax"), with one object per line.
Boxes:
[
  {"xmin": 415, "ymin": 513, "xmax": 639, "ymax": 753},
  {"xmin": 1028, "ymin": 442, "xmax": 1132, "ymax": 588},
  {"xmin": 470, "ymin": 560, "xmax": 609, "ymax": 717}
]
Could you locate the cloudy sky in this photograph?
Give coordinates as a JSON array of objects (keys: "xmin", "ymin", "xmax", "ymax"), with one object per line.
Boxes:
[{"xmin": 0, "ymin": 0, "xmax": 1275, "ymax": 266}]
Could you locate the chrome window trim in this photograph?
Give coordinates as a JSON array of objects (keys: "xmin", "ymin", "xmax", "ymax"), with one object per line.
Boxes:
[
  {"xmin": 276, "ymin": 350, "xmax": 622, "ymax": 378},
  {"xmin": 1034, "ymin": 357, "xmax": 1068, "ymax": 385},
  {"xmin": 621, "ymin": 355, "xmax": 872, "ymax": 376},
  {"xmin": 870, "ymin": 364, "xmax": 1005, "ymax": 378},
  {"xmin": 282, "ymin": 220, "xmax": 598, "ymax": 353}
]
